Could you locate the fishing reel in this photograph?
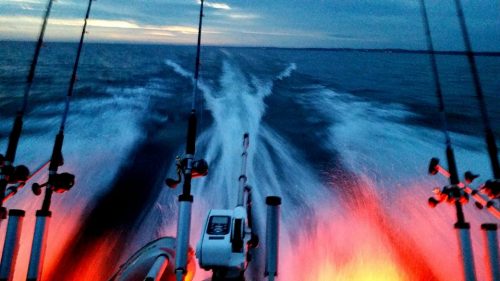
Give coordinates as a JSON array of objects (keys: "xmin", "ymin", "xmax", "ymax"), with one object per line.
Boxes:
[
  {"xmin": 428, "ymin": 185, "xmax": 469, "ymax": 208},
  {"xmin": 165, "ymin": 156, "xmax": 208, "ymax": 188},
  {"xmin": 479, "ymin": 179, "xmax": 499, "ymax": 200},
  {"xmin": 427, "ymin": 158, "xmax": 469, "ymax": 208},
  {"xmin": 32, "ymin": 172, "xmax": 75, "ymax": 195},
  {"xmin": 428, "ymin": 157, "xmax": 499, "ymax": 210},
  {"xmin": 428, "ymin": 158, "xmax": 490, "ymax": 209},
  {"xmin": 0, "ymin": 154, "xmax": 30, "ymax": 184}
]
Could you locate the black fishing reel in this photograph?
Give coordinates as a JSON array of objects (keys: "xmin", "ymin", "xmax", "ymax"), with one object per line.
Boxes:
[
  {"xmin": 428, "ymin": 185, "xmax": 469, "ymax": 208},
  {"xmin": 165, "ymin": 156, "xmax": 208, "ymax": 188},
  {"xmin": 32, "ymin": 172, "xmax": 75, "ymax": 195},
  {"xmin": 479, "ymin": 179, "xmax": 499, "ymax": 200},
  {"xmin": 0, "ymin": 154, "xmax": 30, "ymax": 184},
  {"xmin": 427, "ymin": 157, "xmax": 470, "ymax": 208},
  {"xmin": 428, "ymin": 157, "xmax": 500, "ymax": 211}
]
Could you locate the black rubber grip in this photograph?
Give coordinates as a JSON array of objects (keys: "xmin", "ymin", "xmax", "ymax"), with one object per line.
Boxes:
[
  {"xmin": 179, "ymin": 194, "xmax": 193, "ymax": 202},
  {"xmin": 454, "ymin": 222, "xmax": 470, "ymax": 229},
  {"xmin": 481, "ymin": 223, "xmax": 498, "ymax": 231},
  {"xmin": 49, "ymin": 132, "xmax": 64, "ymax": 170},
  {"xmin": 266, "ymin": 196, "xmax": 282, "ymax": 206},
  {"xmin": 8, "ymin": 209, "xmax": 25, "ymax": 217},
  {"xmin": 36, "ymin": 210, "xmax": 52, "ymax": 217}
]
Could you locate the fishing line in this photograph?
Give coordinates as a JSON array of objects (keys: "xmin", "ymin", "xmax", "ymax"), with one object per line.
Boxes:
[
  {"xmin": 40, "ymin": 0, "xmax": 93, "ymax": 211},
  {"xmin": 6, "ymin": 0, "xmax": 53, "ymax": 162},
  {"xmin": 20, "ymin": 0, "xmax": 54, "ymax": 115},
  {"xmin": 191, "ymin": 1, "xmax": 204, "ymax": 113},
  {"xmin": 419, "ymin": 0, "xmax": 461, "ymax": 193},
  {"xmin": 453, "ymin": 0, "xmax": 500, "ymax": 179}
]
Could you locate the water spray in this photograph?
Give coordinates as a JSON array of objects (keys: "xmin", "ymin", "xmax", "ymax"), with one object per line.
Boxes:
[
  {"xmin": 419, "ymin": 1, "xmax": 477, "ymax": 280},
  {"xmin": 25, "ymin": 1, "xmax": 94, "ymax": 280}
]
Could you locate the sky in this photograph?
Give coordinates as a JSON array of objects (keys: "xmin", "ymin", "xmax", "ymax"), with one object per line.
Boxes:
[{"xmin": 0, "ymin": 0, "xmax": 498, "ymax": 51}]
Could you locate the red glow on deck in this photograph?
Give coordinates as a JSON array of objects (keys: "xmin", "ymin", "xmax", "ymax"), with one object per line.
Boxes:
[
  {"xmin": 279, "ymin": 177, "xmax": 455, "ymax": 281},
  {"xmin": 0, "ymin": 171, "xmax": 491, "ymax": 280}
]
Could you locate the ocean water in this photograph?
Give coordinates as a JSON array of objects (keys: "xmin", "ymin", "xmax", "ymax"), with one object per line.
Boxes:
[{"xmin": 0, "ymin": 41, "xmax": 499, "ymax": 281}]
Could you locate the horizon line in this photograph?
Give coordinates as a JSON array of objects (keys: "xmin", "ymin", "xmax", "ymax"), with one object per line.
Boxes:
[{"xmin": 1, "ymin": 39, "xmax": 499, "ymax": 56}]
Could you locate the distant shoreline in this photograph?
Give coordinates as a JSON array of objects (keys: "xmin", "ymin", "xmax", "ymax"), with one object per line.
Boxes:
[
  {"xmin": 253, "ymin": 47, "xmax": 500, "ymax": 57},
  {"xmin": 1, "ymin": 40, "xmax": 499, "ymax": 57}
]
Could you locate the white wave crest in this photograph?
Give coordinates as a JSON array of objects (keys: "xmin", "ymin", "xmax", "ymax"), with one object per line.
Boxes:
[
  {"xmin": 165, "ymin": 59, "xmax": 193, "ymax": 79},
  {"xmin": 276, "ymin": 62, "xmax": 297, "ymax": 80}
]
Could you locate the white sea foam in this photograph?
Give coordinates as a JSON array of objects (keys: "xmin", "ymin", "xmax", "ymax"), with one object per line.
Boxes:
[
  {"xmin": 165, "ymin": 59, "xmax": 193, "ymax": 79},
  {"xmin": 131, "ymin": 59, "xmax": 331, "ymax": 280},
  {"xmin": 276, "ymin": 62, "xmax": 296, "ymax": 80}
]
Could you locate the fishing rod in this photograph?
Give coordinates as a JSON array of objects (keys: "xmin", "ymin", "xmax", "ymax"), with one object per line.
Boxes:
[
  {"xmin": 26, "ymin": 1, "xmax": 94, "ymax": 280},
  {"xmin": 0, "ymin": 0, "xmax": 55, "ymax": 222},
  {"xmin": 164, "ymin": 1, "xmax": 209, "ymax": 280},
  {"xmin": 453, "ymin": 0, "xmax": 500, "ymax": 180},
  {"xmin": 419, "ymin": 1, "xmax": 477, "ymax": 280},
  {"xmin": 423, "ymin": 0, "xmax": 500, "ymax": 216},
  {"xmin": 0, "ymin": 1, "xmax": 54, "ymax": 279},
  {"xmin": 453, "ymin": 0, "xmax": 499, "ymax": 203},
  {"xmin": 453, "ymin": 2, "xmax": 500, "ymax": 281}
]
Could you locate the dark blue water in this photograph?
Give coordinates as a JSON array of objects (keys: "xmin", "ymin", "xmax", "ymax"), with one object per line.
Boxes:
[{"xmin": 0, "ymin": 41, "xmax": 499, "ymax": 281}]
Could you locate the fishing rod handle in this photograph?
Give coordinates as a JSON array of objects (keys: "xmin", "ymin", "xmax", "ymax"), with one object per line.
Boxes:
[
  {"xmin": 174, "ymin": 200, "xmax": 192, "ymax": 280},
  {"xmin": 481, "ymin": 224, "xmax": 499, "ymax": 281},
  {"xmin": 265, "ymin": 196, "xmax": 281, "ymax": 278},
  {"xmin": 455, "ymin": 223, "xmax": 477, "ymax": 281},
  {"xmin": 26, "ymin": 211, "xmax": 51, "ymax": 281},
  {"xmin": 0, "ymin": 209, "xmax": 25, "ymax": 281}
]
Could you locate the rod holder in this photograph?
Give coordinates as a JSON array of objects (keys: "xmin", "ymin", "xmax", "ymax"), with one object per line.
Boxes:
[
  {"xmin": 265, "ymin": 196, "xmax": 281, "ymax": 280},
  {"xmin": 0, "ymin": 209, "xmax": 25, "ymax": 281},
  {"xmin": 455, "ymin": 223, "xmax": 477, "ymax": 281},
  {"xmin": 481, "ymin": 224, "xmax": 499, "ymax": 281},
  {"xmin": 175, "ymin": 198, "xmax": 193, "ymax": 281},
  {"xmin": 26, "ymin": 210, "xmax": 51, "ymax": 281}
]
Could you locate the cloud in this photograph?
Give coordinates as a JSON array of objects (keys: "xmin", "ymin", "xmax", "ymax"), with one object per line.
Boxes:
[
  {"xmin": 197, "ymin": 1, "xmax": 231, "ymax": 10},
  {"xmin": 228, "ymin": 14, "xmax": 260, "ymax": 20},
  {"xmin": 0, "ymin": 15, "xmax": 203, "ymax": 33},
  {"xmin": 4, "ymin": 0, "xmax": 40, "ymax": 4},
  {"xmin": 0, "ymin": 15, "xmax": 220, "ymax": 43},
  {"xmin": 50, "ymin": 18, "xmax": 141, "ymax": 29},
  {"xmin": 206, "ymin": 2, "xmax": 231, "ymax": 10}
]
